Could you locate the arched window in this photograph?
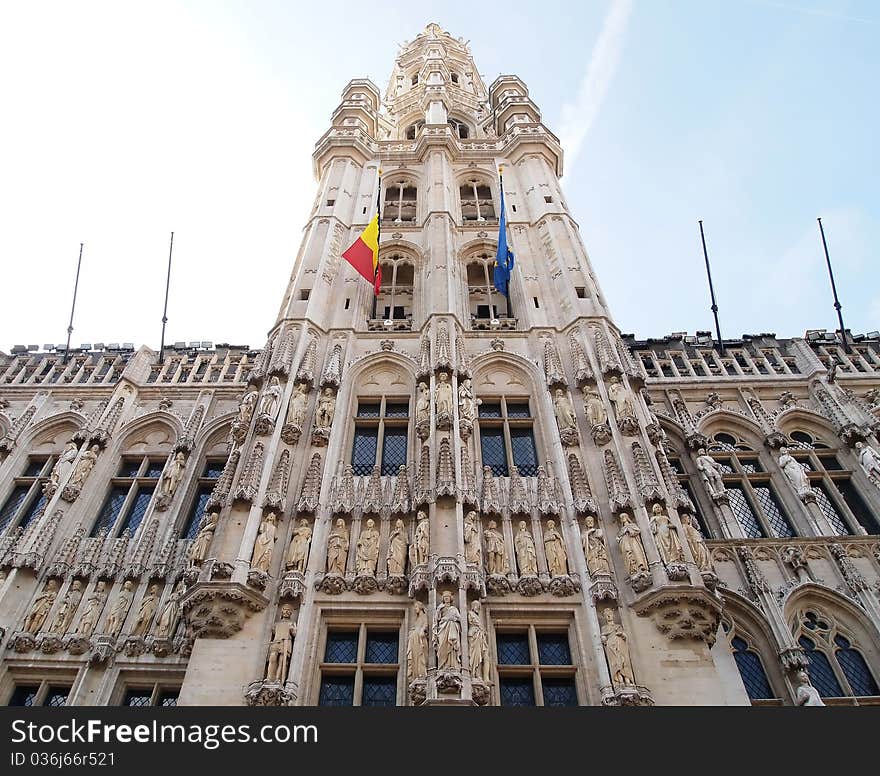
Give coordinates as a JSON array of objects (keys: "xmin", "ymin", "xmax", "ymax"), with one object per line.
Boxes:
[
  {"xmin": 447, "ymin": 117, "xmax": 469, "ymax": 139},
  {"xmin": 466, "ymin": 255, "xmax": 499, "ymax": 324},
  {"xmin": 730, "ymin": 635, "xmax": 775, "ymax": 701},
  {"xmin": 405, "ymin": 120, "xmax": 424, "ymax": 140},
  {"xmin": 372, "ymin": 255, "xmax": 414, "ymax": 331},
  {"xmin": 382, "ymin": 180, "xmax": 417, "ymax": 223},
  {"xmin": 450, "ymin": 72, "xmax": 459, "ymax": 84},
  {"xmin": 795, "ymin": 608, "xmax": 880, "ymax": 700},
  {"xmin": 0, "ymin": 456, "xmax": 55, "ymax": 534},
  {"xmin": 459, "ymin": 178, "xmax": 496, "ymax": 222}
]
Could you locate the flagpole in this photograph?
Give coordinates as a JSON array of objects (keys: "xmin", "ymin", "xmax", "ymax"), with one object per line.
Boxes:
[
  {"xmin": 62, "ymin": 242, "xmax": 84, "ymax": 365},
  {"xmin": 698, "ymin": 220, "xmax": 724, "ymax": 354},
  {"xmin": 499, "ymin": 166, "xmax": 513, "ymax": 319},
  {"xmin": 372, "ymin": 169, "xmax": 382, "ymax": 321},
  {"xmin": 817, "ymin": 217, "xmax": 850, "ymax": 353},
  {"xmin": 159, "ymin": 231, "xmax": 174, "ymax": 365}
]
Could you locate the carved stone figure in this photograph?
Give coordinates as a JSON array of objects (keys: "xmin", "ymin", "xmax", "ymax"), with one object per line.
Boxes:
[
  {"xmin": 514, "ymin": 520, "xmax": 538, "ymax": 576},
  {"xmin": 410, "ymin": 510, "xmax": 429, "ymax": 567},
  {"xmin": 779, "ymin": 447, "xmax": 811, "ymax": 494},
  {"xmin": 285, "ymin": 518, "xmax": 312, "ymax": 572},
  {"xmin": 681, "ymin": 513, "xmax": 712, "ymax": 572},
  {"xmin": 616, "ymin": 513, "xmax": 648, "ymax": 576},
  {"xmin": 696, "ymin": 448, "xmax": 726, "ymax": 498},
  {"xmin": 582, "ymin": 515, "xmax": 611, "ymax": 576},
  {"xmin": 286, "ymin": 382, "xmax": 310, "ymax": 428},
  {"xmin": 74, "ymin": 581, "xmax": 107, "ymax": 637},
  {"xmin": 68, "ymin": 444, "xmax": 99, "ymax": 488},
  {"xmin": 51, "ymin": 580, "xmax": 83, "ymax": 634},
  {"xmin": 265, "ymin": 605, "xmax": 296, "ymax": 684},
  {"xmin": 355, "ymin": 518, "xmax": 379, "ymax": 575},
  {"xmin": 131, "ymin": 583, "xmax": 159, "ymax": 638},
  {"xmin": 601, "ymin": 608, "xmax": 635, "ymax": 686},
  {"xmin": 387, "ymin": 518, "xmax": 408, "ymax": 576},
  {"xmin": 251, "ymin": 512, "xmax": 279, "ymax": 573},
  {"xmin": 484, "ymin": 520, "xmax": 507, "ymax": 575},
  {"xmin": 435, "ymin": 372, "xmax": 453, "ymax": 418},
  {"xmin": 326, "ymin": 518, "xmax": 349, "ymax": 574},
  {"xmin": 794, "ymin": 669, "xmax": 825, "ymax": 706},
  {"xmin": 238, "ymin": 387, "xmax": 259, "ymax": 425},
  {"xmin": 543, "ymin": 519, "xmax": 568, "ymax": 577},
  {"xmin": 160, "ymin": 451, "xmax": 186, "ymax": 499},
  {"xmin": 24, "ymin": 580, "xmax": 58, "ymax": 634},
  {"xmin": 553, "ymin": 388, "xmax": 577, "ymax": 431},
  {"xmin": 468, "ymin": 600, "xmax": 491, "ymax": 683},
  {"xmin": 458, "ymin": 378, "xmax": 478, "ymax": 423},
  {"xmin": 434, "ymin": 590, "xmax": 461, "ymax": 671},
  {"xmin": 607, "ymin": 376, "xmax": 636, "ymax": 422},
  {"xmin": 406, "ymin": 601, "xmax": 428, "ymax": 683},
  {"xmin": 855, "ymin": 441, "xmax": 880, "ymax": 486},
  {"xmin": 315, "ymin": 387, "xmax": 336, "ymax": 430},
  {"xmin": 583, "ymin": 388, "xmax": 607, "ymax": 427},
  {"xmin": 260, "ymin": 376, "xmax": 283, "ymax": 419},
  {"xmin": 105, "ymin": 580, "xmax": 134, "ymax": 638},
  {"xmin": 155, "ymin": 581, "xmax": 183, "ymax": 639},
  {"xmin": 188, "ymin": 510, "xmax": 219, "ymax": 566},
  {"xmin": 463, "ymin": 510, "xmax": 481, "ymax": 566},
  {"xmin": 649, "ymin": 503, "xmax": 684, "ymax": 566},
  {"xmin": 415, "ymin": 382, "xmax": 430, "ymax": 426},
  {"xmin": 49, "ymin": 442, "xmax": 78, "ymax": 489}
]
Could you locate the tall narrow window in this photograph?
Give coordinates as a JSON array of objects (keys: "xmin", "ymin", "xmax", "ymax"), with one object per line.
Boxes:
[
  {"xmin": 459, "ymin": 179, "xmax": 496, "ymax": 221},
  {"xmin": 318, "ymin": 624, "xmax": 401, "ymax": 706},
  {"xmin": 373, "ymin": 256, "xmax": 414, "ymax": 329},
  {"xmin": 0, "ymin": 456, "xmax": 54, "ymax": 534},
  {"xmin": 478, "ymin": 399, "xmax": 538, "ymax": 477},
  {"xmin": 351, "ymin": 398, "xmax": 409, "ymax": 476},
  {"xmin": 382, "ymin": 181, "xmax": 417, "ymax": 223},
  {"xmin": 181, "ymin": 459, "xmax": 223, "ymax": 539},
  {"xmin": 496, "ymin": 626, "xmax": 578, "ymax": 706},
  {"xmin": 730, "ymin": 636, "xmax": 775, "ymax": 701},
  {"xmin": 90, "ymin": 456, "xmax": 162, "ymax": 537}
]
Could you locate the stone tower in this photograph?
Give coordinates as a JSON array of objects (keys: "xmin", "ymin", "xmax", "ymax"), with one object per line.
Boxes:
[{"xmin": 2, "ymin": 23, "xmax": 879, "ymax": 708}]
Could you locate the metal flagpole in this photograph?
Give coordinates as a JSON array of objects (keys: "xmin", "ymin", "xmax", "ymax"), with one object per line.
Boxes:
[
  {"xmin": 698, "ymin": 220, "xmax": 724, "ymax": 354},
  {"xmin": 159, "ymin": 232, "xmax": 174, "ymax": 365},
  {"xmin": 499, "ymin": 166, "xmax": 513, "ymax": 319},
  {"xmin": 372, "ymin": 170, "xmax": 382, "ymax": 321},
  {"xmin": 817, "ymin": 217, "xmax": 850, "ymax": 353},
  {"xmin": 62, "ymin": 243, "xmax": 84, "ymax": 365}
]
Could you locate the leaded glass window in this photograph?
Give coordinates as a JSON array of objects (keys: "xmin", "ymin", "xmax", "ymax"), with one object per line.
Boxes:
[
  {"xmin": 494, "ymin": 625, "xmax": 579, "ymax": 706},
  {"xmin": 122, "ymin": 690, "xmax": 152, "ymax": 707},
  {"xmin": 500, "ymin": 677, "xmax": 535, "ymax": 706},
  {"xmin": 7, "ymin": 685, "xmax": 39, "ymax": 706},
  {"xmin": 92, "ymin": 455, "xmax": 166, "ymax": 538},
  {"xmin": 480, "ymin": 428, "xmax": 507, "ymax": 477},
  {"xmin": 496, "ymin": 633, "xmax": 530, "ymax": 665},
  {"xmin": 730, "ymin": 636, "xmax": 774, "ymax": 700},
  {"xmin": 319, "ymin": 678, "xmax": 354, "ymax": 706},
  {"xmin": 510, "ymin": 428, "xmax": 538, "ymax": 476},
  {"xmin": 381, "ymin": 427, "xmax": 407, "ymax": 476},
  {"xmin": 92, "ymin": 486, "xmax": 128, "ymax": 536},
  {"xmin": 325, "ymin": 631, "xmax": 359, "ymax": 663},
  {"xmin": 351, "ymin": 397, "xmax": 409, "ymax": 477},
  {"xmin": 537, "ymin": 633, "xmax": 572, "ymax": 665},
  {"xmin": 44, "ymin": 688, "xmax": 69, "ymax": 707},
  {"xmin": 0, "ymin": 485, "xmax": 31, "ymax": 533},
  {"xmin": 351, "ymin": 428, "xmax": 378, "ymax": 475},
  {"xmin": 120, "ymin": 683, "xmax": 181, "ymax": 706},
  {"xmin": 361, "ymin": 677, "xmax": 396, "ymax": 707},
  {"xmin": 814, "ymin": 484, "xmax": 850, "ymax": 536},
  {"xmin": 365, "ymin": 632, "xmax": 398, "ymax": 664},
  {"xmin": 0, "ymin": 457, "xmax": 54, "ymax": 534},
  {"xmin": 834, "ymin": 636, "xmax": 879, "ymax": 697},
  {"xmin": 727, "ymin": 485, "xmax": 765, "ymax": 539},
  {"xmin": 752, "ymin": 485, "xmax": 794, "ymax": 537},
  {"xmin": 799, "ymin": 636, "xmax": 844, "ymax": 697},
  {"xmin": 542, "ymin": 678, "xmax": 578, "ymax": 706},
  {"xmin": 318, "ymin": 624, "xmax": 402, "ymax": 705},
  {"xmin": 478, "ymin": 397, "xmax": 538, "ymax": 478}
]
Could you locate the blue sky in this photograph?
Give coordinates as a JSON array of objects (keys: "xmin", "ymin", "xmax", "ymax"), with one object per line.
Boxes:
[{"xmin": 0, "ymin": 0, "xmax": 876, "ymax": 351}]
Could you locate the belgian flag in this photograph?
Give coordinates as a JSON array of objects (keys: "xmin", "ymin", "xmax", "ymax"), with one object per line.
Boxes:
[{"xmin": 342, "ymin": 214, "xmax": 381, "ymax": 295}]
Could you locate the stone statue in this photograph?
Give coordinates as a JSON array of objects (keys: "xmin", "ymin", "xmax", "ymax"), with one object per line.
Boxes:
[
  {"xmin": 260, "ymin": 376, "xmax": 283, "ymax": 419},
  {"xmin": 681, "ymin": 513, "xmax": 712, "ymax": 572},
  {"xmin": 484, "ymin": 520, "xmax": 507, "ymax": 575},
  {"xmin": 130, "ymin": 583, "xmax": 159, "ymax": 638},
  {"xmin": 387, "ymin": 518, "xmax": 408, "ymax": 576},
  {"xmin": 285, "ymin": 518, "xmax": 312, "ymax": 573},
  {"xmin": 251, "ymin": 511, "xmax": 279, "ymax": 573},
  {"xmin": 458, "ymin": 378, "xmax": 478, "ymax": 423},
  {"xmin": 778, "ymin": 447, "xmax": 811, "ymax": 494},
  {"xmin": 468, "ymin": 600, "xmax": 491, "ymax": 683},
  {"xmin": 68, "ymin": 444, "xmax": 99, "ymax": 488},
  {"xmin": 696, "ymin": 448, "xmax": 726, "ymax": 498},
  {"xmin": 51, "ymin": 580, "xmax": 83, "ymax": 634},
  {"xmin": 855, "ymin": 441, "xmax": 880, "ymax": 485},
  {"xmin": 463, "ymin": 510, "xmax": 481, "ymax": 566},
  {"xmin": 543, "ymin": 519, "xmax": 568, "ymax": 577},
  {"xmin": 160, "ymin": 451, "xmax": 186, "ymax": 499},
  {"xmin": 616, "ymin": 513, "xmax": 648, "ymax": 576},
  {"xmin": 583, "ymin": 388, "xmax": 607, "ymax": 428},
  {"xmin": 105, "ymin": 580, "xmax": 134, "ymax": 638},
  {"xmin": 434, "ymin": 590, "xmax": 461, "ymax": 671},
  {"xmin": 49, "ymin": 442, "xmax": 78, "ymax": 489},
  {"xmin": 601, "ymin": 608, "xmax": 635, "ymax": 686},
  {"xmin": 793, "ymin": 669, "xmax": 825, "ymax": 706},
  {"xmin": 553, "ymin": 388, "xmax": 577, "ymax": 431},
  {"xmin": 155, "ymin": 581, "xmax": 183, "ymax": 639},
  {"xmin": 326, "ymin": 518, "xmax": 349, "ymax": 574},
  {"xmin": 607, "ymin": 376, "xmax": 636, "ymax": 422},
  {"xmin": 355, "ymin": 518, "xmax": 379, "ymax": 575},
  {"xmin": 238, "ymin": 386, "xmax": 259, "ymax": 425},
  {"xmin": 74, "ymin": 581, "xmax": 107, "ymax": 637},
  {"xmin": 188, "ymin": 510, "xmax": 218, "ymax": 566},
  {"xmin": 265, "ymin": 604, "xmax": 296, "ymax": 684},
  {"xmin": 582, "ymin": 515, "xmax": 611, "ymax": 576},
  {"xmin": 649, "ymin": 503, "xmax": 684, "ymax": 566},
  {"xmin": 315, "ymin": 387, "xmax": 336, "ymax": 430},
  {"xmin": 435, "ymin": 372, "xmax": 453, "ymax": 417},
  {"xmin": 410, "ymin": 510, "xmax": 429, "ymax": 567},
  {"xmin": 415, "ymin": 382, "xmax": 430, "ymax": 426},
  {"xmin": 514, "ymin": 520, "xmax": 538, "ymax": 576},
  {"xmin": 24, "ymin": 580, "xmax": 58, "ymax": 634},
  {"xmin": 286, "ymin": 382, "xmax": 310, "ymax": 428},
  {"xmin": 406, "ymin": 601, "xmax": 428, "ymax": 683}
]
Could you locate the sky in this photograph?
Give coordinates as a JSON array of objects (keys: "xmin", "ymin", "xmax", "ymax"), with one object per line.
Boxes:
[{"xmin": 0, "ymin": 0, "xmax": 877, "ymax": 353}]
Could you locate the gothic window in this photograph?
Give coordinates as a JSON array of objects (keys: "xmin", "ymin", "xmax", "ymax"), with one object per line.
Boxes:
[
  {"xmin": 729, "ymin": 636, "xmax": 775, "ymax": 701},
  {"xmin": 180, "ymin": 459, "xmax": 223, "ymax": 540},
  {"xmin": 375, "ymin": 255, "xmax": 414, "ymax": 325},
  {"xmin": 351, "ymin": 398, "xmax": 410, "ymax": 476},
  {"xmin": 405, "ymin": 120, "xmax": 424, "ymax": 140},
  {"xmin": 704, "ymin": 434, "xmax": 795, "ymax": 538},
  {"xmin": 785, "ymin": 430, "xmax": 878, "ymax": 535},
  {"xmin": 666, "ymin": 455, "xmax": 713, "ymax": 537},
  {"xmin": 0, "ymin": 456, "xmax": 54, "ymax": 534},
  {"xmin": 90, "ymin": 456, "xmax": 161, "ymax": 537},
  {"xmin": 795, "ymin": 609, "xmax": 880, "ymax": 701},
  {"xmin": 495, "ymin": 626, "xmax": 579, "ymax": 706},
  {"xmin": 6, "ymin": 681, "xmax": 71, "ymax": 707},
  {"xmin": 447, "ymin": 117, "xmax": 470, "ymax": 139},
  {"xmin": 477, "ymin": 399, "xmax": 538, "ymax": 477},
  {"xmin": 120, "ymin": 683, "xmax": 180, "ymax": 707},
  {"xmin": 459, "ymin": 178, "xmax": 496, "ymax": 222},
  {"xmin": 382, "ymin": 180, "xmax": 417, "ymax": 223},
  {"xmin": 318, "ymin": 624, "xmax": 401, "ymax": 706}
]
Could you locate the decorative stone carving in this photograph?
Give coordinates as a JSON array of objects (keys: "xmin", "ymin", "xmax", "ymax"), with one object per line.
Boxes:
[
  {"xmin": 633, "ymin": 587, "xmax": 722, "ymax": 645},
  {"xmin": 326, "ymin": 518, "xmax": 349, "ymax": 575},
  {"xmin": 696, "ymin": 448, "xmax": 727, "ymax": 501},
  {"xmin": 480, "ymin": 465, "xmax": 503, "ymax": 514},
  {"xmin": 61, "ymin": 444, "xmax": 100, "ymax": 502},
  {"xmin": 434, "ymin": 590, "xmax": 461, "ymax": 672},
  {"xmin": 553, "ymin": 388, "xmax": 579, "ymax": 446},
  {"xmin": 387, "ymin": 518, "xmax": 408, "ymax": 578},
  {"xmin": 265, "ymin": 604, "xmax": 296, "ymax": 684},
  {"xmin": 281, "ymin": 382, "xmax": 310, "ymax": 443},
  {"xmin": 416, "ymin": 330, "xmax": 432, "ymax": 380},
  {"xmin": 285, "ymin": 519, "xmax": 312, "ymax": 573},
  {"xmin": 156, "ymin": 450, "xmax": 186, "ymax": 510},
  {"xmin": 51, "ymin": 579, "xmax": 84, "ymax": 635},
  {"xmin": 415, "ymin": 381, "xmax": 431, "ymax": 439},
  {"xmin": 484, "ymin": 519, "xmax": 508, "ymax": 576},
  {"xmin": 607, "ymin": 376, "xmax": 638, "ymax": 434},
  {"xmin": 46, "ymin": 441, "xmax": 78, "ymax": 496},
  {"xmin": 463, "ymin": 510, "xmax": 481, "ymax": 566},
  {"xmin": 105, "ymin": 580, "xmax": 134, "ymax": 638},
  {"xmin": 296, "ymin": 335, "xmax": 318, "ymax": 385},
  {"xmin": 458, "ymin": 377, "xmax": 479, "ymax": 438},
  {"xmin": 234, "ymin": 442, "xmax": 264, "ymax": 503},
  {"xmin": 649, "ymin": 503, "xmax": 685, "ymax": 569},
  {"xmin": 251, "ymin": 512, "xmax": 279, "ymax": 574},
  {"xmin": 778, "ymin": 446, "xmax": 814, "ymax": 499},
  {"xmin": 181, "ymin": 581, "xmax": 268, "ymax": 639},
  {"xmin": 793, "ymin": 669, "xmax": 825, "ymax": 706},
  {"xmin": 263, "ymin": 449, "xmax": 291, "ymax": 512},
  {"xmin": 855, "ymin": 441, "xmax": 880, "ymax": 487},
  {"xmin": 355, "ymin": 518, "xmax": 380, "ymax": 576},
  {"xmin": 409, "ymin": 510, "xmax": 429, "ymax": 568},
  {"xmin": 507, "ymin": 466, "xmax": 530, "ymax": 515},
  {"xmin": 233, "ymin": 386, "xmax": 259, "ymax": 441},
  {"xmin": 617, "ymin": 512, "xmax": 649, "ymax": 585},
  {"xmin": 601, "ymin": 609, "xmax": 635, "ymax": 686},
  {"xmin": 435, "ymin": 372, "xmax": 453, "ymax": 429},
  {"xmin": 130, "ymin": 583, "xmax": 159, "ymax": 638},
  {"xmin": 320, "ymin": 343, "xmax": 344, "ymax": 388},
  {"xmin": 188, "ymin": 510, "xmax": 219, "ymax": 567},
  {"xmin": 23, "ymin": 579, "xmax": 58, "ymax": 634},
  {"xmin": 312, "ymin": 387, "xmax": 336, "ymax": 445},
  {"xmin": 543, "ymin": 519, "xmax": 568, "ymax": 577},
  {"xmin": 568, "ymin": 453, "xmax": 598, "ymax": 514},
  {"xmin": 603, "ymin": 449, "xmax": 632, "ymax": 511},
  {"xmin": 406, "ymin": 600, "xmax": 429, "ymax": 686},
  {"xmin": 296, "ymin": 452, "xmax": 322, "ymax": 512},
  {"xmin": 73, "ymin": 581, "xmax": 107, "ymax": 637},
  {"xmin": 830, "ymin": 542, "xmax": 868, "ymax": 593},
  {"xmin": 514, "ymin": 520, "xmax": 538, "ymax": 577},
  {"xmin": 468, "ymin": 600, "xmax": 491, "ymax": 684},
  {"xmin": 583, "ymin": 387, "xmax": 611, "ymax": 445},
  {"xmin": 569, "ymin": 330, "xmax": 593, "ymax": 384},
  {"xmin": 155, "ymin": 580, "xmax": 184, "ymax": 640},
  {"xmin": 681, "ymin": 513, "xmax": 714, "ymax": 575}
]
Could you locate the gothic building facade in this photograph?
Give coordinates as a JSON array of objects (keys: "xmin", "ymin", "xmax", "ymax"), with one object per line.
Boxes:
[{"xmin": 1, "ymin": 23, "xmax": 879, "ymax": 707}]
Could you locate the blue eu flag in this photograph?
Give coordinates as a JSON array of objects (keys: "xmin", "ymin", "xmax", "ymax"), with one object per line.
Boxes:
[{"xmin": 493, "ymin": 186, "xmax": 515, "ymax": 297}]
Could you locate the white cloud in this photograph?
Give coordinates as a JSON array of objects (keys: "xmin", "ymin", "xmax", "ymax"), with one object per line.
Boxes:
[{"xmin": 558, "ymin": 0, "xmax": 633, "ymax": 174}]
